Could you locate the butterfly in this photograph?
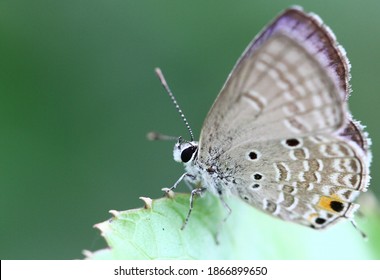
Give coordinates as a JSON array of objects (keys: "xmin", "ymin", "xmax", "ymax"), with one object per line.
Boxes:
[{"xmin": 152, "ymin": 6, "xmax": 371, "ymax": 232}]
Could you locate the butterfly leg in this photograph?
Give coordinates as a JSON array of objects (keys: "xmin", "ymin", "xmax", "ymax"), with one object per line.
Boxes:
[
  {"xmin": 214, "ymin": 195, "xmax": 232, "ymax": 245},
  {"xmin": 163, "ymin": 172, "xmax": 194, "ymax": 193},
  {"xmin": 219, "ymin": 195, "xmax": 232, "ymax": 223},
  {"xmin": 181, "ymin": 187, "xmax": 207, "ymax": 230}
]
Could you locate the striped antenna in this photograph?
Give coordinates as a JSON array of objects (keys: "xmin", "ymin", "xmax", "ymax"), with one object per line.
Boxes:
[{"xmin": 154, "ymin": 68, "xmax": 195, "ymax": 141}]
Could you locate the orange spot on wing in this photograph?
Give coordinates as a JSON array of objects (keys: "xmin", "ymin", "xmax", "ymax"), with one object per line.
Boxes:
[{"xmin": 317, "ymin": 196, "xmax": 344, "ymax": 213}]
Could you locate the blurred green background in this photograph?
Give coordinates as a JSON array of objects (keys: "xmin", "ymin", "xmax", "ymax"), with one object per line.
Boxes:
[{"xmin": 0, "ymin": 0, "xmax": 379, "ymax": 259}]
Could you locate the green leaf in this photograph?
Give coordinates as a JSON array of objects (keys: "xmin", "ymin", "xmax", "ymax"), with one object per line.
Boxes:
[{"xmin": 85, "ymin": 191, "xmax": 380, "ymax": 260}]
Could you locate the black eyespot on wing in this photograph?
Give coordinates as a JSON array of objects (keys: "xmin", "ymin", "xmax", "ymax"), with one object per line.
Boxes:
[
  {"xmin": 286, "ymin": 138, "xmax": 300, "ymax": 147},
  {"xmin": 181, "ymin": 146, "xmax": 197, "ymax": 163},
  {"xmin": 253, "ymin": 173, "xmax": 262, "ymax": 180},
  {"xmin": 330, "ymin": 201, "xmax": 344, "ymax": 212},
  {"xmin": 315, "ymin": 217, "xmax": 326, "ymax": 225},
  {"xmin": 249, "ymin": 152, "xmax": 257, "ymax": 160}
]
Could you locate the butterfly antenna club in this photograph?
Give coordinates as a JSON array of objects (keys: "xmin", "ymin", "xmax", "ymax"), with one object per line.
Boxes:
[{"xmin": 155, "ymin": 68, "xmax": 195, "ymax": 141}]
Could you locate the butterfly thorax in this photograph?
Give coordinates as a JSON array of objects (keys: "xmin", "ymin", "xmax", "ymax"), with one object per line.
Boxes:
[{"xmin": 174, "ymin": 138, "xmax": 239, "ymax": 196}]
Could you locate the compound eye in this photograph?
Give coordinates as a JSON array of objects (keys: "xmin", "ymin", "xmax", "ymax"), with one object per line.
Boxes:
[{"xmin": 181, "ymin": 146, "xmax": 197, "ymax": 163}]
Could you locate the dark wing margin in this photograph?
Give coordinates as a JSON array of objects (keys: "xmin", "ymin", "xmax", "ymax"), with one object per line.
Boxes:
[
  {"xmin": 339, "ymin": 119, "xmax": 371, "ymax": 157},
  {"xmin": 228, "ymin": 6, "xmax": 351, "ymax": 97}
]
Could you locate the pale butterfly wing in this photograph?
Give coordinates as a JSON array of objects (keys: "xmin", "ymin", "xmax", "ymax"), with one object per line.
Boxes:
[
  {"xmin": 197, "ymin": 7, "xmax": 371, "ymax": 229},
  {"xmin": 199, "ymin": 8, "xmax": 347, "ymax": 155}
]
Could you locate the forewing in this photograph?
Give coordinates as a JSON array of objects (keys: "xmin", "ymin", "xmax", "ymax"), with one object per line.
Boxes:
[{"xmin": 198, "ymin": 7, "xmax": 349, "ymax": 164}]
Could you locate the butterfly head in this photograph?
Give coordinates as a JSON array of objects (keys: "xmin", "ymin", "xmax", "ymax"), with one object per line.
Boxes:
[{"xmin": 173, "ymin": 137, "xmax": 198, "ymax": 164}]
